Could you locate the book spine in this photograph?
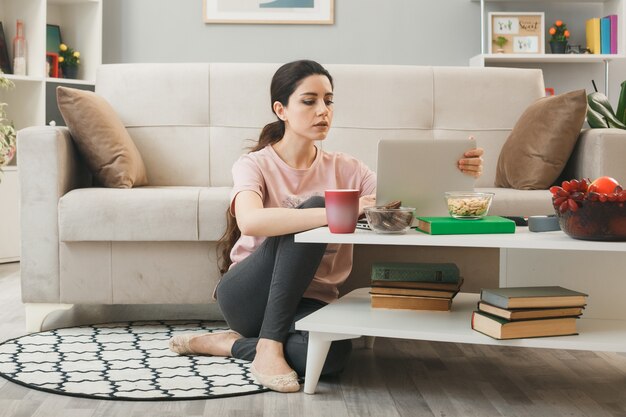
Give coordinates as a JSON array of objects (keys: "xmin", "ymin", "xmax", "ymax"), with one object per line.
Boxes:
[
  {"xmin": 601, "ymin": 17, "xmax": 611, "ymax": 54},
  {"xmin": 587, "ymin": 18, "xmax": 601, "ymax": 54},
  {"xmin": 417, "ymin": 217, "xmax": 515, "ymax": 235},
  {"xmin": 610, "ymin": 15, "xmax": 618, "ymax": 54},
  {"xmin": 371, "ymin": 264, "xmax": 459, "ymax": 283},
  {"xmin": 480, "ymin": 290, "xmax": 509, "ymax": 309}
]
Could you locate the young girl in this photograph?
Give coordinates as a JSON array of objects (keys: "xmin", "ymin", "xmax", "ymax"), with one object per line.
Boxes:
[{"xmin": 170, "ymin": 60, "xmax": 484, "ymax": 393}]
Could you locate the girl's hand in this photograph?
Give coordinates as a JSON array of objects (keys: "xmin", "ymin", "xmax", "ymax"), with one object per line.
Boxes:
[
  {"xmin": 359, "ymin": 194, "xmax": 376, "ymax": 216},
  {"xmin": 458, "ymin": 137, "xmax": 484, "ymax": 178}
]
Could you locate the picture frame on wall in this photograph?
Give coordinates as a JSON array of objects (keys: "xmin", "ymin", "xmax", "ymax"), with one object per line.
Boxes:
[
  {"xmin": 0, "ymin": 22, "xmax": 12, "ymax": 74},
  {"xmin": 488, "ymin": 12, "xmax": 545, "ymax": 54},
  {"xmin": 46, "ymin": 24, "xmax": 62, "ymax": 54},
  {"xmin": 203, "ymin": 0, "xmax": 334, "ymax": 24}
]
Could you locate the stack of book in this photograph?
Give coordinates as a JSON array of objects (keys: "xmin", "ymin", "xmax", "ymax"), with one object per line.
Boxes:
[
  {"xmin": 586, "ymin": 15, "xmax": 618, "ymax": 54},
  {"xmin": 471, "ymin": 286, "xmax": 588, "ymax": 340},
  {"xmin": 370, "ymin": 262, "xmax": 463, "ymax": 311}
]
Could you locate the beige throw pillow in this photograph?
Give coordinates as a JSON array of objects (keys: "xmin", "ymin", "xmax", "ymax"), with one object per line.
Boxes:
[
  {"xmin": 57, "ymin": 86, "xmax": 148, "ymax": 188},
  {"xmin": 495, "ymin": 89, "xmax": 587, "ymax": 190}
]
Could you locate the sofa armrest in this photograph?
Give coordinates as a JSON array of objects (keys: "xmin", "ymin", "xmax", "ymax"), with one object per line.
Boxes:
[
  {"xmin": 565, "ymin": 128, "xmax": 626, "ymax": 184},
  {"xmin": 17, "ymin": 126, "xmax": 91, "ymax": 303}
]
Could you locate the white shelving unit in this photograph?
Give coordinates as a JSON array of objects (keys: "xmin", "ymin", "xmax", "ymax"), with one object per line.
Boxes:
[
  {"xmin": 470, "ymin": 0, "xmax": 626, "ymax": 97},
  {"xmin": 0, "ymin": 0, "xmax": 101, "ymax": 262}
]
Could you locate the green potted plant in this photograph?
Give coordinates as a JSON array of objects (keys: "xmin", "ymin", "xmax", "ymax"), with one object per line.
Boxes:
[
  {"xmin": 58, "ymin": 43, "xmax": 81, "ymax": 79},
  {"xmin": 548, "ymin": 20, "xmax": 570, "ymax": 54},
  {"xmin": 493, "ymin": 36, "xmax": 508, "ymax": 53},
  {"xmin": 587, "ymin": 80, "xmax": 626, "ymax": 129},
  {"xmin": 0, "ymin": 70, "xmax": 16, "ymax": 179}
]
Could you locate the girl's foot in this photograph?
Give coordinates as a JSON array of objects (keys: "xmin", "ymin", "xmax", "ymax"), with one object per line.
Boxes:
[
  {"xmin": 169, "ymin": 330, "xmax": 241, "ymax": 356},
  {"xmin": 250, "ymin": 338, "xmax": 300, "ymax": 393}
]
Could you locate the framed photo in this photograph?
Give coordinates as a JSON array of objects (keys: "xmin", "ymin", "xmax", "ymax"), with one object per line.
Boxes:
[
  {"xmin": 46, "ymin": 24, "xmax": 62, "ymax": 54},
  {"xmin": 203, "ymin": 0, "xmax": 334, "ymax": 24},
  {"xmin": 46, "ymin": 52, "xmax": 59, "ymax": 78},
  {"xmin": 0, "ymin": 22, "xmax": 12, "ymax": 74},
  {"xmin": 488, "ymin": 12, "xmax": 545, "ymax": 54}
]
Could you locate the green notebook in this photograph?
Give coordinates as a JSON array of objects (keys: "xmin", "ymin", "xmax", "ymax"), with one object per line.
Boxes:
[{"xmin": 416, "ymin": 216, "xmax": 516, "ymax": 235}]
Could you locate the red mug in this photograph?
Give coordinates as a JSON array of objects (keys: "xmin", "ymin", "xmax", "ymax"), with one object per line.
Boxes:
[{"xmin": 325, "ymin": 189, "xmax": 360, "ymax": 234}]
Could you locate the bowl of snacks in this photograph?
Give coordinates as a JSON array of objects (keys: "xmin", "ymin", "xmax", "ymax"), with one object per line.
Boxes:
[
  {"xmin": 444, "ymin": 191, "xmax": 494, "ymax": 219},
  {"xmin": 364, "ymin": 201, "xmax": 415, "ymax": 234},
  {"xmin": 551, "ymin": 176, "xmax": 626, "ymax": 241}
]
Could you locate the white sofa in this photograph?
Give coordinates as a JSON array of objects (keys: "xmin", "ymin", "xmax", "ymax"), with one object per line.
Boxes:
[{"xmin": 18, "ymin": 63, "xmax": 626, "ymax": 332}]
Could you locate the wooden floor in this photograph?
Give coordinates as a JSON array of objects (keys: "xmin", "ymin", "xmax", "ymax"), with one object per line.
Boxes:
[{"xmin": 2, "ymin": 262, "xmax": 626, "ymax": 417}]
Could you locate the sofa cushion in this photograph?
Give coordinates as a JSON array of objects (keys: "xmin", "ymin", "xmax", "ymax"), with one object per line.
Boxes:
[
  {"xmin": 59, "ymin": 187, "xmax": 200, "ymax": 241},
  {"xmin": 494, "ymin": 89, "xmax": 587, "ymax": 190},
  {"xmin": 198, "ymin": 187, "xmax": 231, "ymax": 241},
  {"xmin": 476, "ymin": 187, "xmax": 554, "ymax": 217},
  {"xmin": 56, "ymin": 86, "xmax": 148, "ymax": 188}
]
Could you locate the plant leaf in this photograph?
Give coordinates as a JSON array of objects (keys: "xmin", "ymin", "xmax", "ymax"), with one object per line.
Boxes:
[
  {"xmin": 617, "ymin": 80, "xmax": 626, "ymax": 125},
  {"xmin": 586, "ymin": 105, "xmax": 609, "ymax": 128},
  {"xmin": 587, "ymin": 92, "xmax": 626, "ymax": 129}
]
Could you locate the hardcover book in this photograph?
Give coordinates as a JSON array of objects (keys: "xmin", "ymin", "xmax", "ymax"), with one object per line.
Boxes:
[
  {"xmin": 601, "ymin": 16, "xmax": 611, "ymax": 54},
  {"xmin": 478, "ymin": 302, "xmax": 584, "ymax": 321},
  {"xmin": 370, "ymin": 286, "xmax": 458, "ymax": 299},
  {"xmin": 586, "ymin": 17, "xmax": 601, "ymax": 54},
  {"xmin": 471, "ymin": 310, "xmax": 578, "ymax": 340},
  {"xmin": 416, "ymin": 216, "xmax": 515, "ymax": 235},
  {"xmin": 371, "ymin": 277, "xmax": 464, "ymax": 292},
  {"xmin": 607, "ymin": 14, "xmax": 618, "ymax": 54},
  {"xmin": 371, "ymin": 294, "xmax": 452, "ymax": 311},
  {"xmin": 371, "ymin": 262, "xmax": 460, "ymax": 283},
  {"xmin": 480, "ymin": 286, "xmax": 588, "ymax": 309}
]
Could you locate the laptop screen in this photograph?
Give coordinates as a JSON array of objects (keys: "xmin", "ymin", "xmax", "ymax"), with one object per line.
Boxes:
[{"xmin": 375, "ymin": 139, "xmax": 476, "ymax": 217}]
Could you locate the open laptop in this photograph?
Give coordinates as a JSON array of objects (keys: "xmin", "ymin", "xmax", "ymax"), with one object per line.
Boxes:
[{"xmin": 375, "ymin": 138, "xmax": 476, "ymax": 218}]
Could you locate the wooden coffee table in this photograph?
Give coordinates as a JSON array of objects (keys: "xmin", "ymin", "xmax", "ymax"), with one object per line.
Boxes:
[{"xmin": 294, "ymin": 227, "xmax": 626, "ymax": 394}]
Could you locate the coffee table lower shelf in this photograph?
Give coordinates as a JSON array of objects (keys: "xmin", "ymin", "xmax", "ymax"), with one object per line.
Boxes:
[{"xmin": 295, "ymin": 287, "xmax": 626, "ymax": 394}]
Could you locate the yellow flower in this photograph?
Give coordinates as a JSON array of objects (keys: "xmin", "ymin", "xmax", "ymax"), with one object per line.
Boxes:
[
  {"xmin": 73, "ymin": 51, "xmax": 80, "ymax": 58},
  {"xmin": 58, "ymin": 56, "xmax": 65, "ymax": 63},
  {"xmin": 59, "ymin": 43, "xmax": 68, "ymax": 52}
]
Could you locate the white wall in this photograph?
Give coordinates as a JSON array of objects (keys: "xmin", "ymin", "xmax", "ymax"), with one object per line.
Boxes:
[{"xmin": 102, "ymin": 0, "xmax": 626, "ymax": 104}]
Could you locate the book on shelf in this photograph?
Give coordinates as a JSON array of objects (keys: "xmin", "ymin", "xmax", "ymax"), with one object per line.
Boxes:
[
  {"xmin": 371, "ymin": 293, "xmax": 452, "ymax": 311},
  {"xmin": 371, "ymin": 277, "xmax": 464, "ymax": 292},
  {"xmin": 370, "ymin": 286, "xmax": 459, "ymax": 299},
  {"xmin": 601, "ymin": 16, "xmax": 611, "ymax": 54},
  {"xmin": 471, "ymin": 310, "xmax": 578, "ymax": 340},
  {"xmin": 371, "ymin": 262, "xmax": 460, "ymax": 283},
  {"xmin": 480, "ymin": 286, "xmax": 588, "ymax": 309},
  {"xmin": 416, "ymin": 216, "xmax": 515, "ymax": 235},
  {"xmin": 478, "ymin": 302, "xmax": 584, "ymax": 321},
  {"xmin": 606, "ymin": 14, "xmax": 618, "ymax": 54},
  {"xmin": 586, "ymin": 17, "xmax": 601, "ymax": 54}
]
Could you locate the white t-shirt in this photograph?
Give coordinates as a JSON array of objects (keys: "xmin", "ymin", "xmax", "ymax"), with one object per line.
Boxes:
[{"xmin": 229, "ymin": 144, "xmax": 376, "ymax": 303}]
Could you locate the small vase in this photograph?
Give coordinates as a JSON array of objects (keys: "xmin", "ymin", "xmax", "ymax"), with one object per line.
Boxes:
[
  {"xmin": 63, "ymin": 66, "xmax": 79, "ymax": 79},
  {"xmin": 549, "ymin": 40, "xmax": 568, "ymax": 54}
]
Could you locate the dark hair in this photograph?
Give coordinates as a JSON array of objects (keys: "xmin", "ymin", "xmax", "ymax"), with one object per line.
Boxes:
[{"xmin": 217, "ymin": 60, "xmax": 334, "ymax": 274}]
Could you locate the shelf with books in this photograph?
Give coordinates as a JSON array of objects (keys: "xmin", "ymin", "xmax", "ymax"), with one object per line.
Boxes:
[
  {"xmin": 470, "ymin": 0, "xmax": 625, "ymax": 97},
  {"xmin": 297, "ymin": 288, "xmax": 626, "ymax": 353}
]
